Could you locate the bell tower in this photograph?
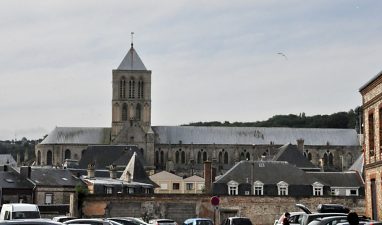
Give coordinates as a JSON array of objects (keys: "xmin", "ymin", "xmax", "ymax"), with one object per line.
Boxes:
[{"xmin": 111, "ymin": 37, "xmax": 154, "ymax": 167}]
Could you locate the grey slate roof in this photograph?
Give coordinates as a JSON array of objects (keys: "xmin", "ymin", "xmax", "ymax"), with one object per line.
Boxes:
[
  {"xmin": 79, "ymin": 145, "xmax": 146, "ymax": 169},
  {"xmin": 359, "ymin": 70, "xmax": 382, "ymax": 92},
  {"xmin": 40, "ymin": 127, "xmax": 111, "ymax": 145},
  {"xmin": 0, "ymin": 154, "xmax": 17, "ymax": 166},
  {"xmin": 215, "ymin": 160, "xmax": 318, "ymax": 185},
  {"xmin": 0, "ymin": 170, "xmax": 34, "ymax": 189},
  {"xmin": 273, "ymin": 143, "xmax": 318, "ymax": 170},
  {"xmin": 30, "ymin": 168, "xmax": 82, "ymax": 187},
  {"xmin": 152, "ymin": 126, "xmax": 360, "ymax": 146},
  {"xmin": 117, "ymin": 46, "xmax": 147, "ymax": 70},
  {"xmin": 306, "ymin": 171, "xmax": 364, "ymax": 187}
]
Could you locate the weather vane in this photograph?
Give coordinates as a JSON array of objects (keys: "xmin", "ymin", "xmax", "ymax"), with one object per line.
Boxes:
[{"xmin": 131, "ymin": 32, "xmax": 134, "ymax": 47}]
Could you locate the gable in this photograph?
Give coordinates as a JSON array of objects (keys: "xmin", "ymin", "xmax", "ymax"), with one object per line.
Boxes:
[{"xmin": 150, "ymin": 171, "xmax": 183, "ymax": 181}]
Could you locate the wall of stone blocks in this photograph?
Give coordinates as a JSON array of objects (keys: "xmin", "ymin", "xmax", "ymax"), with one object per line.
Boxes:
[
  {"xmin": 82, "ymin": 195, "xmax": 365, "ymax": 225},
  {"xmin": 35, "ymin": 187, "xmax": 75, "ymax": 205}
]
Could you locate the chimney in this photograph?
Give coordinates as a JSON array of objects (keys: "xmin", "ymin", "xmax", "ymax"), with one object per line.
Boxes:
[
  {"xmin": 204, "ymin": 161, "xmax": 212, "ymax": 194},
  {"xmin": 1, "ymin": 165, "xmax": 8, "ymax": 172},
  {"xmin": 20, "ymin": 166, "xmax": 31, "ymax": 179},
  {"xmin": 109, "ymin": 164, "xmax": 117, "ymax": 179},
  {"xmin": 297, "ymin": 139, "xmax": 304, "ymax": 152},
  {"xmin": 16, "ymin": 153, "xmax": 20, "ymax": 166},
  {"xmin": 24, "ymin": 150, "xmax": 29, "ymax": 161},
  {"xmin": 87, "ymin": 163, "xmax": 95, "ymax": 178}
]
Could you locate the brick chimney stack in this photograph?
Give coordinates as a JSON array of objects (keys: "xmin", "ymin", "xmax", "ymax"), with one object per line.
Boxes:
[
  {"xmin": 297, "ymin": 139, "xmax": 304, "ymax": 152},
  {"xmin": 87, "ymin": 163, "xmax": 95, "ymax": 178},
  {"xmin": 109, "ymin": 164, "xmax": 117, "ymax": 179},
  {"xmin": 20, "ymin": 166, "xmax": 31, "ymax": 179},
  {"xmin": 204, "ymin": 160, "xmax": 212, "ymax": 194}
]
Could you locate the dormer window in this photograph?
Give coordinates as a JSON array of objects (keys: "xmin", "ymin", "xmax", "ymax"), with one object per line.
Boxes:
[
  {"xmin": 253, "ymin": 180, "xmax": 264, "ymax": 196},
  {"xmin": 227, "ymin": 180, "xmax": 239, "ymax": 195},
  {"xmin": 312, "ymin": 181, "xmax": 324, "ymax": 196},
  {"xmin": 277, "ymin": 181, "xmax": 288, "ymax": 196}
]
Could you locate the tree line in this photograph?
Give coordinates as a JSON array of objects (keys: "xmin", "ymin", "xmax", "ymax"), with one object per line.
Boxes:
[{"xmin": 183, "ymin": 107, "xmax": 362, "ymax": 132}]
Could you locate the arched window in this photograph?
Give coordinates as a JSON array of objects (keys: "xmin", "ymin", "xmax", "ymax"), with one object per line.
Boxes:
[
  {"xmin": 322, "ymin": 153, "xmax": 328, "ymax": 167},
  {"xmin": 155, "ymin": 151, "xmax": 159, "ymax": 165},
  {"xmin": 119, "ymin": 77, "xmax": 126, "ymax": 99},
  {"xmin": 308, "ymin": 152, "xmax": 312, "ymax": 161},
  {"xmin": 175, "ymin": 151, "xmax": 180, "ymax": 164},
  {"xmin": 122, "ymin": 103, "xmax": 128, "ymax": 121},
  {"xmin": 129, "ymin": 79, "xmax": 136, "ymax": 98},
  {"xmin": 47, "ymin": 150, "xmax": 53, "ymax": 166},
  {"xmin": 329, "ymin": 152, "xmax": 334, "ymax": 166},
  {"xmin": 181, "ymin": 151, "xmax": 186, "ymax": 164},
  {"xmin": 240, "ymin": 152, "xmax": 245, "ymax": 160},
  {"xmin": 197, "ymin": 151, "xmax": 201, "ymax": 164},
  {"xmin": 224, "ymin": 152, "xmax": 228, "ymax": 164},
  {"xmin": 136, "ymin": 104, "xmax": 141, "ymax": 120},
  {"xmin": 218, "ymin": 152, "xmax": 222, "ymax": 164},
  {"xmin": 37, "ymin": 151, "xmax": 41, "ymax": 165},
  {"xmin": 140, "ymin": 148, "xmax": 144, "ymax": 156},
  {"xmin": 246, "ymin": 152, "xmax": 250, "ymax": 161},
  {"xmin": 203, "ymin": 151, "xmax": 207, "ymax": 162},
  {"xmin": 160, "ymin": 150, "xmax": 164, "ymax": 164},
  {"xmin": 138, "ymin": 80, "xmax": 144, "ymax": 99},
  {"xmin": 64, "ymin": 149, "xmax": 71, "ymax": 159}
]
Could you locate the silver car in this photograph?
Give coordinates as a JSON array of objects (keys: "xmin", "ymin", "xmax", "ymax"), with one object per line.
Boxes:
[{"xmin": 64, "ymin": 218, "xmax": 123, "ymax": 225}]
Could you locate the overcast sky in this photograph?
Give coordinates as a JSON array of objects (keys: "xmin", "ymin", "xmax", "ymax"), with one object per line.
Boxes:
[{"xmin": 0, "ymin": 0, "xmax": 381, "ymax": 140}]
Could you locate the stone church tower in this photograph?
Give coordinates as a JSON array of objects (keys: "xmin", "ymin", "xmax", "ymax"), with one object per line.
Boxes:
[{"xmin": 111, "ymin": 43, "xmax": 155, "ymax": 168}]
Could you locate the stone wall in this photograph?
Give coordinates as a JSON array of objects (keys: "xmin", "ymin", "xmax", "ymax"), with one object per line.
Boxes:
[
  {"xmin": 82, "ymin": 194, "xmax": 365, "ymax": 225},
  {"xmin": 35, "ymin": 187, "xmax": 75, "ymax": 205}
]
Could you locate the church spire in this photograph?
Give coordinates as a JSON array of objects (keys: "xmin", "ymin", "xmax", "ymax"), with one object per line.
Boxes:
[{"xmin": 117, "ymin": 32, "xmax": 147, "ymax": 71}]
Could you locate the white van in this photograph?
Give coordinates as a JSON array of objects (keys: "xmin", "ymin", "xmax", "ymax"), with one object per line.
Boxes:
[{"xmin": 0, "ymin": 203, "xmax": 40, "ymax": 220}]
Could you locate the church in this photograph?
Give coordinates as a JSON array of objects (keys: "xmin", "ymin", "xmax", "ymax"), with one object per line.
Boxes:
[{"xmin": 35, "ymin": 44, "xmax": 361, "ymax": 176}]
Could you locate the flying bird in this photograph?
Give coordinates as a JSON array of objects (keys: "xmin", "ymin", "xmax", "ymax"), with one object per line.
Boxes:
[{"xmin": 277, "ymin": 52, "xmax": 288, "ymax": 60}]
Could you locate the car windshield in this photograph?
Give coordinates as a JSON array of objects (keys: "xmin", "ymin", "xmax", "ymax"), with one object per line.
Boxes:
[
  {"xmin": 12, "ymin": 211, "xmax": 40, "ymax": 219},
  {"xmin": 232, "ymin": 219, "xmax": 252, "ymax": 225},
  {"xmin": 110, "ymin": 219, "xmax": 137, "ymax": 225},
  {"xmin": 196, "ymin": 220, "xmax": 213, "ymax": 225},
  {"xmin": 157, "ymin": 221, "xmax": 175, "ymax": 224}
]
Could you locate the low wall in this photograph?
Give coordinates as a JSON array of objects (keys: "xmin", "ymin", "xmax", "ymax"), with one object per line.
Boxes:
[{"xmin": 82, "ymin": 195, "xmax": 365, "ymax": 225}]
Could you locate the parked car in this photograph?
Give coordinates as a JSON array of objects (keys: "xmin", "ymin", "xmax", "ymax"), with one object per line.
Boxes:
[
  {"xmin": 275, "ymin": 212, "xmax": 306, "ymax": 225},
  {"xmin": 183, "ymin": 218, "xmax": 213, "ymax": 225},
  {"xmin": 52, "ymin": 216, "xmax": 77, "ymax": 223},
  {"xmin": 221, "ymin": 217, "xmax": 252, "ymax": 225},
  {"xmin": 109, "ymin": 217, "xmax": 149, "ymax": 225},
  {"xmin": 307, "ymin": 215, "xmax": 373, "ymax": 225},
  {"xmin": 149, "ymin": 219, "xmax": 177, "ymax": 225},
  {"xmin": 295, "ymin": 204, "xmax": 347, "ymax": 225},
  {"xmin": 0, "ymin": 219, "xmax": 62, "ymax": 225},
  {"xmin": 64, "ymin": 218, "xmax": 122, "ymax": 225},
  {"xmin": 337, "ymin": 221, "xmax": 382, "ymax": 225},
  {"xmin": 316, "ymin": 205, "xmax": 350, "ymax": 214},
  {"xmin": 0, "ymin": 203, "xmax": 40, "ymax": 220}
]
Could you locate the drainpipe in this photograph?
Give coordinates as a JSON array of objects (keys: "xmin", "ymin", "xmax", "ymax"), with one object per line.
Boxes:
[{"xmin": 251, "ymin": 161, "xmax": 254, "ymax": 194}]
